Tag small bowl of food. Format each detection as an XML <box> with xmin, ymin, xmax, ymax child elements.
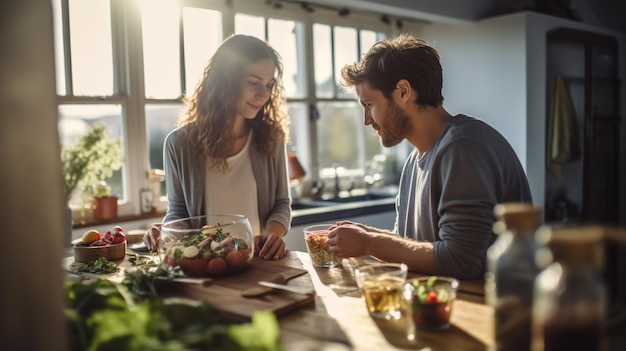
<box><xmin>73</xmin><ymin>226</ymin><xmax>127</xmax><ymax>263</ymax></box>
<box><xmin>303</xmin><ymin>224</ymin><xmax>342</xmax><ymax>268</ymax></box>
<box><xmin>159</xmin><ymin>215</ymin><xmax>253</xmax><ymax>277</ymax></box>
<box><xmin>403</xmin><ymin>276</ymin><xmax>459</xmax><ymax>331</ymax></box>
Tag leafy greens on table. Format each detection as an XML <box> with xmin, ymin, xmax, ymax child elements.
<box><xmin>64</xmin><ymin>264</ymin><xmax>283</xmax><ymax>351</ymax></box>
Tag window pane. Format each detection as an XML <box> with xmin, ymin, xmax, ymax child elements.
<box><xmin>313</xmin><ymin>24</ymin><xmax>333</xmax><ymax>98</ymax></box>
<box><xmin>58</xmin><ymin>105</ymin><xmax>125</xmax><ymax>205</ymax></box>
<box><xmin>359</xmin><ymin>30</ymin><xmax>378</xmax><ymax>58</ymax></box>
<box><xmin>141</xmin><ymin>0</ymin><xmax>181</xmax><ymax>99</ymax></box>
<box><xmin>68</xmin><ymin>0</ymin><xmax>114</xmax><ymax>96</ymax></box>
<box><xmin>145</xmin><ymin>103</ymin><xmax>184</xmax><ymax>195</ymax></box>
<box><xmin>317</xmin><ymin>101</ymin><xmax>363</xmax><ymax>170</ymax></box>
<box><xmin>286</xmin><ymin>102</ymin><xmax>310</xmax><ymax>171</ymax></box>
<box><xmin>235</xmin><ymin>14</ymin><xmax>265</xmax><ymax>40</ymax></box>
<box><xmin>51</xmin><ymin>0</ymin><xmax>66</xmax><ymax>95</ymax></box>
<box><xmin>268</xmin><ymin>19</ymin><xmax>306</xmax><ymax>98</ymax></box>
<box><xmin>183</xmin><ymin>7</ymin><xmax>223</xmax><ymax>97</ymax></box>
<box><xmin>333</xmin><ymin>26</ymin><xmax>358</xmax><ymax>99</ymax></box>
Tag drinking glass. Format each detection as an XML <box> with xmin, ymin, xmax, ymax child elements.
<box><xmin>303</xmin><ymin>224</ymin><xmax>342</xmax><ymax>268</ymax></box>
<box><xmin>355</xmin><ymin>263</ymin><xmax>408</xmax><ymax>319</ymax></box>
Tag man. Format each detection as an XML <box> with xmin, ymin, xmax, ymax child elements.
<box><xmin>327</xmin><ymin>34</ymin><xmax>532</xmax><ymax>280</ymax></box>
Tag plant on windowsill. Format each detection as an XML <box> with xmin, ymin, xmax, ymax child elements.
<box><xmin>91</xmin><ymin>181</ymin><xmax>119</xmax><ymax>221</ymax></box>
<box><xmin>62</xmin><ymin>122</ymin><xmax>124</xmax><ymax>222</ymax></box>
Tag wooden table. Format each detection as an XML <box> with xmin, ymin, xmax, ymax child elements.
<box><xmin>65</xmin><ymin>250</ymin><xmax>494</xmax><ymax>350</ymax></box>
<box><xmin>275</xmin><ymin>251</ymin><xmax>494</xmax><ymax>351</ymax></box>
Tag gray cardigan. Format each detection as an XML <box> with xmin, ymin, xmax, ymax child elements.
<box><xmin>162</xmin><ymin>126</ymin><xmax>292</xmax><ymax>233</ymax></box>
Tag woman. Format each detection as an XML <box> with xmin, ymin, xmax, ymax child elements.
<box><xmin>144</xmin><ymin>34</ymin><xmax>291</xmax><ymax>260</ymax></box>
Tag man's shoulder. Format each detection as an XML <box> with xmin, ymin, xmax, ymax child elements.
<box><xmin>446</xmin><ymin>114</ymin><xmax>503</xmax><ymax>141</ymax></box>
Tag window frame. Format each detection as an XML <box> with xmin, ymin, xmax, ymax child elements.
<box><xmin>55</xmin><ymin>0</ymin><xmax>398</xmax><ymax>221</ymax></box>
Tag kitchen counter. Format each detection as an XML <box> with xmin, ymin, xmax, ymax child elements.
<box><xmin>291</xmin><ymin>196</ymin><xmax>396</xmax><ymax>226</ymax></box>
<box><xmin>70</xmin><ymin>187</ymin><xmax>399</xmax><ymax>244</ymax></box>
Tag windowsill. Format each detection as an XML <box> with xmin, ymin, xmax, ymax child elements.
<box><xmin>72</xmin><ymin>210</ymin><xmax>166</xmax><ymax>229</ymax></box>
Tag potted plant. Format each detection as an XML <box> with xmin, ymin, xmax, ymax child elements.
<box><xmin>61</xmin><ymin>122</ymin><xmax>124</xmax><ymax>221</ymax></box>
<box><xmin>91</xmin><ymin>181</ymin><xmax>119</xmax><ymax>220</ymax></box>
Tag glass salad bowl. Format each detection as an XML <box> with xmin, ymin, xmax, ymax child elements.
<box><xmin>159</xmin><ymin>215</ymin><xmax>254</xmax><ymax>277</ymax></box>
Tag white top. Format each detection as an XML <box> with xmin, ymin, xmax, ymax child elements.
<box><xmin>205</xmin><ymin>133</ymin><xmax>260</xmax><ymax>235</ymax></box>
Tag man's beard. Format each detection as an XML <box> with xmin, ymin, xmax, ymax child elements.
<box><xmin>378</xmin><ymin>100</ymin><xmax>410</xmax><ymax>147</ymax></box>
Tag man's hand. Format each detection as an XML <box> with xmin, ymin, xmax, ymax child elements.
<box><xmin>327</xmin><ymin>223</ymin><xmax>372</xmax><ymax>258</ymax></box>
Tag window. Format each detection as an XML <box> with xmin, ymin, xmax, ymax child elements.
<box><xmin>53</xmin><ymin>0</ymin><xmax>399</xmax><ymax>220</ymax></box>
<box><xmin>312</xmin><ymin>24</ymin><xmax>390</xmax><ymax>188</ymax></box>
<box><xmin>54</xmin><ymin>0</ymin><xmax>128</xmax><ymax>211</ymax></box>
<box><xmin>141</xmin><ymin>2</ymin><xmax>223</xmax><ymax>197</ymax></box>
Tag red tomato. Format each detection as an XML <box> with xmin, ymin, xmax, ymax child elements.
<box><xmin>185</xmin><ymin>258</ymin><xmax>207</xmax><ymax>277</ymax></box>
<box><xmin>426</xmin><ymin>291</ymin><xmax>439</xmax><ymax>303</ymax></box>
<box><xmin>174</xmin><ymin>257</ymin><xmax>188</xmax><ymax>272</ymax></box>
<box><xmin>225</xmin><ymin>250</ymin><xmax>247</xmax><ymax>268</ymax></box>
<box><xmin>239</xmin><ymin>248</ymin><xmax>251</xmax><ymax>261</ymax></box>
<box><xmin>206</xmin><ymin>257</ymin><xmax>227</xmax><ymax>275</ymax></box>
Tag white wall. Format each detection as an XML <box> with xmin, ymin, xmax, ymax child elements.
<box><xmin>414</xmin><ymin>13</ymin><xmax>529</xmax><ymax>167</ymax></box>
<box><xmin>411</xmin><ymin>13</ymin><xmax>535</xmax><ymax>200</ymax></box>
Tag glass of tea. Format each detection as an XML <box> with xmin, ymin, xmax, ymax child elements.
<box><xmin>355</xmin><ymin>263</ymin><xmax>408</xmax><ymax>320</ymax></box>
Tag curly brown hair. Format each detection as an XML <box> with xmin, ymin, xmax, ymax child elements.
<box><xmin>178</xmin><ymin>34</ymin><xmax>289</xmax><ymax>171</ymax></box>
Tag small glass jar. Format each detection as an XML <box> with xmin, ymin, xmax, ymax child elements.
<box><xmin>531</xmin><ymin>227</ymin><xmax>606</xmax><ymax>351</ymax></box>
<box><xmin>485</xmin><ymin>203</ymin><xmax>543</xmax><ymax>351</ymax></box>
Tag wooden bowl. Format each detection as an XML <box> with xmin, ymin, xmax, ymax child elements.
<box><xmin>73</xmin><ymin>241</ymin><xmax>127</xmax><ymax>263</ymax></box>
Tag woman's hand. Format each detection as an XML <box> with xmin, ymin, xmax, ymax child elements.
<box><xmin>142</xmin><ymin>223</ymin><xmax>162</xmax><ymax>252</ymax></box>
<box><xmin>254</xmin><ymin>232</ymin><xmax>286</xmax><ymax>260</ymax></box>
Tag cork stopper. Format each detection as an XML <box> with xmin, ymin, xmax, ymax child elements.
<box><xmin>493</xmin><ymin>202</ymin><xmax>542</xmax><ymax>234</ymax></box>
<box><xmin>536</xmin><ymin>226</ymin><xmax>604</xmax><ymax>265</ymax></box>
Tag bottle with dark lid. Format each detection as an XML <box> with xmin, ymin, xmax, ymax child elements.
<box><xmin>485</xmin><ymin>202</ymin><xmax>543</xmax><ymax>351</ymax></box>
<box><xmin>531</xmin><ymin>226</ymin><xmax>606</xmax><ymax>351</ymax></box>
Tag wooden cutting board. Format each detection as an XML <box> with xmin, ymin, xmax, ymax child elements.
<box><xmin>64</xmin><ymin>253</ymin><xmax>315</xmax><ymax>322</ymax></box>
<box><xmin>165</xmin><ymin>257</ymin><xmax>314</xmax><ymax>321</ymax></box>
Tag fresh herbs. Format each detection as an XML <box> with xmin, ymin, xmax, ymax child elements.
<box><xmin>75</xmin><ymin>257</ymin><xmax>119</xmax><ymax>274</ymax></box>
<box><xmin>201</xmin><ymin>226</ymin><xmax>229</xmax><ymax>242</ymax></box>
<box><xmin>127</xmin><ymin>252</ymin><xmax>159</xmax><ymax>267</ymax></box>
<box><xmin>123</xmin><ymin>264</ymin><xmax>183</xmax><ymax>297</ymax></box>
<box><xmin>182</xmin><ymin>231</ymin><xmax>211</xmax><ymax>248</ymax></box>
<box><xmin>65</xmin><ymin>264</ymin><xmax>283</xmax><ymax>351</ymax></box>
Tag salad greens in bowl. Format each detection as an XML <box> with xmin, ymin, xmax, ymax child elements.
<box><xmin>159</xmin><ymin>215</ymin><xmax>254</xmax><ymax>277</ymax></box>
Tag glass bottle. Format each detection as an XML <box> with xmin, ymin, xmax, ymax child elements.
<box><xmin>531</xmin><ymin>227</ymin><xmax>606</xmax><ymax>351</ymax></box>
<box><xmin>485</xmin><ymin>202</ymin><xmax>543</xmax><ymax>351</ymax></box>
